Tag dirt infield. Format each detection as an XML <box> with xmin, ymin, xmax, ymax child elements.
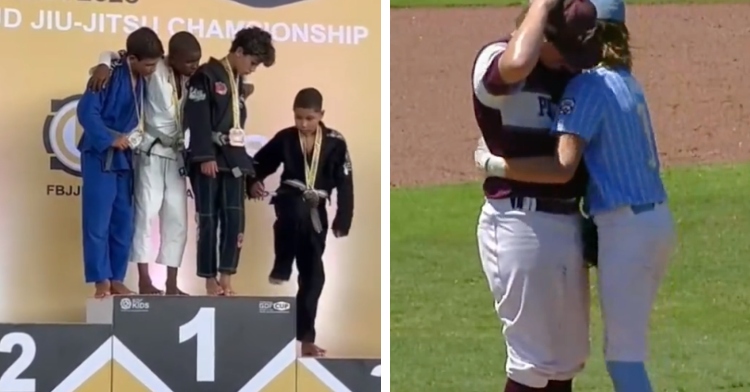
<box><xmin>391</xmin><ymin>4</ymin><xmax>750</xmax><ymax>187</ymax></box>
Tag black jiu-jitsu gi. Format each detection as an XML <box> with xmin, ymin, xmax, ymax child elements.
<box><xmin>183</xmin><ymin>57</ymin><xmax>255</xmax><ymax>278</ymax></box>
<box><xmin>249</xmin><ymin>124</ymin><xmax>354</xmax><ymax>342</ymax></box>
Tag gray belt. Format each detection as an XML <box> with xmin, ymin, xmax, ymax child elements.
<box><xmin>144</xmin><ymin>128</ymin><xmax>184</xmax><ymax>150</ymax></box>
<box><xmin>282</xmin><ymin>179</ymin><xmax>329</xmax><ymax>233</ymax></box>
<box><xmin>211</xmin><ymin>132</ymin><xmax>243</xmax><ymax>177</ymax></box>
<box><xmin>104</xmin><ymin>128</ymin><xmax>125</xmax><ymax>171</ymax></box>
<box><xmin>212</xmin><ymin>132</ymin><xmax>230</xmax><ymax>146</ymax></box>
<box><xmin>137</xmin><ymin>129</ymin><xmax>184</xmax><ymax>167</ymax></box>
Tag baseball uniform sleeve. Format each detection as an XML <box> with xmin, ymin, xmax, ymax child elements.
<box><xmin>552</xmin><ymin>72</ymin><xmax>604</xmax><ymax>143</ymax></box>
<box><xmin>472</xmin><ymin>42</ymin><xmax>524</xmax><ymax>97</ymax></box>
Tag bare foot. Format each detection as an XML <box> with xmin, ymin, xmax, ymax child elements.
<box><xmin>205</xmin><ymin>278</ymin><xmax>224</xmax><ymax>296</ymax></box>
<box><xmin>219</xmin><ymin>274</ymin><xmax>236</xmax><ymax>296</ymax></box>
<box><xmin>110</xmin><ymin>281</ymin><xmax>136</xmax><ymax>295</ymax></box>
<box><xmin>94</xmin><ymin>281</ymin><xmax>111</xmax><ymax>299</ymax></box>
<box><xmin>165</xmin><ymin>285</ymin><xmax>189</xmax><ymax>296</ymax></box>
<box><xmin>138</xmin><ymin>281</ymin><xmax>164</xmax><ymax>295</ymax></box>
<box><xmin>301</xmin><ymin>342</ymin><xmax>326</xmax><ymax>357</ymax></box>
<box><xmin>165</xmin><ymin>268</ymin><xmax>186</xmax><ymax>295</ymax></box>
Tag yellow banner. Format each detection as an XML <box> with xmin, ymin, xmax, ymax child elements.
<box><xmin>0</xmin><ymin>0</ymin><xmax>380</xmax><ymax>341</ymax></box>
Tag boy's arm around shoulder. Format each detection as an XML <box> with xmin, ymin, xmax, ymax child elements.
<box><xmin>330</xmin><ymin>129</ymin><xmax>354</xmax><ymax>237</ymax></box>
<box><xmin>77</xmin><ymin>85</ymin><xmax>115</xmax><ymax>153</ymax></box>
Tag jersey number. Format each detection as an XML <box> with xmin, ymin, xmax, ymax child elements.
<box><xmin>636</xmin><ymin>103</ymin><xmax>658</xmax><ymax>169</ymax></box>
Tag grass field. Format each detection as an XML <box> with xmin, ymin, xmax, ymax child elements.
<box><xmin>390</xmin><ymin>1</ymin><xmax>750</xmax><ymax>390</ymax></box>
<box><xmin>391</xmin><ymin>166</ymin><xmax>750</xmax><ymax>391</ymax></box>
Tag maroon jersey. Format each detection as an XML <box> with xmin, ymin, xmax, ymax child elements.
<box><xmin>472</xmin><ymin>40</ymin><xmax>588</xmax><ymax>199</ymax></box>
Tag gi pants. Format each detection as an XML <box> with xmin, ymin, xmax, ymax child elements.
<box><xmin>190</xmin><ymin>170</ymin><xmax>246</xmax><ymax>278</ymax></box>
<box><xmin>81</xmin><ymin>152</ymin><xmax>134</xmax><ymax>283</ymax></box>
<box><xmin>271</xmin><ymin>196</ymin><xmax>328</xmax><ymax>343</ymax></box>
<box><xmin>130</xmin><ymin>153</ymin><xmax>188</xmax><ymax>268</ymax></box>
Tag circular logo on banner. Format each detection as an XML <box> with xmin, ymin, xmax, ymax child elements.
<box><xmin>120</xmin><ymin>298</ymin><xmax>133</xmax><ymax>310</ymax></box>
<box><xmin>42</xmin><ymin>95</ymin><xmax>84</xmax><ymax>177</ymax></box>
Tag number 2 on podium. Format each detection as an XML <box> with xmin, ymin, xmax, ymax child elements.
<box><xmin>0</xmin><ymin>332</ymin><xmax>36</xmax><ymax>392</ymax></box>
<box><xmin>179</xmin><ymin>307</ymin><xmax>216</xmax><ymax>382</ymax></box>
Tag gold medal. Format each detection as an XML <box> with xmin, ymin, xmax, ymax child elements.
<box><xmin>221</xmin><ymin>58</ymin><xmax>245</xmax><ymax>147</ymax></box>
<box><xmin>299</xmin><ymin>127</ymin><xmax>322</xmax><ymax>189</ymax></box>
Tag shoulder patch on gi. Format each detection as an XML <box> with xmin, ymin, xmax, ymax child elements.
<box><xmin>327</xmin><ymin>129</ymin><xmax>346</xmax><ymax>141</ymax></box>
<box><xmin>559</xmin><ymin>98</ymin><xmax>575</xmax><ymax>115</ymax></box>
<box><xmin>214</xmin><ymin>82</ymin><xmax>227</xmax><ymax>95</ymax></box>
<box><xmin>188</xmin><ymin>86</ymin><xmax>206</xmax><ymax>102</ymax></box>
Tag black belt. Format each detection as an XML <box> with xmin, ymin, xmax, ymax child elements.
<box><xmin>509</xmin><ymin>197</ymin><xmax>580</xmax><ymax>215</ymax></box>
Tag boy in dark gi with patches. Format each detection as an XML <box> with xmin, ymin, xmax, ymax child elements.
<box><xmin>183</xmin><ymin>27</ymin><xmax>275</xmax><ymax>296</ymax></box>
<box><xmin>248</xmin><ymin>88</ymin><xmax>354</xmax><ymax>357</ymax></box>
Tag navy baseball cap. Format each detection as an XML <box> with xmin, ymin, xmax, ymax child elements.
<box><xmin>545</xmin><ymin>0</ymin><xmax>602</xmax><ymax>69</ymax></box>
<box><xmin>591</xmin><ymin>0</ymin><xmax>626</xmax><ymax>22</ymax></box>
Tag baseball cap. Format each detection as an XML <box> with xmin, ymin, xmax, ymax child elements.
<box><xmin>591</xmin><ymin>0</ymin><xmax>626</xmax><ymax>22</ymax></box>
<box><xmin>545</xmin><ymin>0</ymin><xmax>602</xmax><ymax>69</ymax></box>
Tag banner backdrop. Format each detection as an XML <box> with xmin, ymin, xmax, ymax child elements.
<box><xmin>0</xmin><ymin>0</ymin><xmax>380</xmax><ymax>355</ymax></box>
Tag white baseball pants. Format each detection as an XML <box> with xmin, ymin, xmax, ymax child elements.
<box><xmin>477</xmin><ymin>198</ymin><xmax>590</xmax><ymax>388</ymax></box>
<box><xmin>130</xmin><ymin>154</ymin><xmax>188</xmax><ymax>268</ymax></box>
<box><xmin>594</xmin><ymin>203</ymin><xmax>675</xmax><ymax>362</ymax></box>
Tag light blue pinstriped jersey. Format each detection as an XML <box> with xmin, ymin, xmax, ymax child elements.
<box><xmin>552</xmin><ymin>66</ymin><xmax>667</xmax><ymax>215</ymax></box>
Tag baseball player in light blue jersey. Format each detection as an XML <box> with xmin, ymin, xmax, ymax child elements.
<box><xmin>475</xmin><ymin>0</ymin><xmax>676</xmax><ymax>391</ymax></box>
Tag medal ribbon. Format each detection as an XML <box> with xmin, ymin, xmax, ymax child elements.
<box><xmin>128</xmin><ymin>62</ymin><xmax>144</xmax><ymax>134</ymax></box>
<box><xmin>299</xmin><ymin>127</ymin><xmax>322</xmax><ymax>189</ymax></box>
<box><xmin>221</xmin><ymin>57</ymin><xmax>240</xmax><ymax>129</ymax></box>
<box><xmin>168</xmin><ymin>69</ymin><xmax>185</xmax><ymax>129</ymax></box>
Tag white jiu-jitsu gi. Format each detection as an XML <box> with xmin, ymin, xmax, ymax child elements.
<box><xmin>97</xmin><ymin>52</ymin><xmax>188</xmax><ymax>268</ymax></box>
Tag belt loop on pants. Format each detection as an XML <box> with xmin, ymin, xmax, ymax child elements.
<box><xmin>508</xmin><ymin>197</ymin><xmax>579</xmax><ymax>215</ymax></box>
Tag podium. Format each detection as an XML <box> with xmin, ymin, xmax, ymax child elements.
<box><xmin>0</xmin><ymin>323</ymin><xmax>111</xmax><ymax>392</ymax></box>
<box><xmin>0</xmin><ymin>296</ymin><xmax>381</xmax><ymax>392</ymax></box>
<box><xmin>87</xmin><ymin>295</ymin><xmax>296</xmax><ymax>392</ymax></box>
<box><xmin>297</xmin><ymin>358</ymin><xmax>381</xmax><ymax>392</ymax></box>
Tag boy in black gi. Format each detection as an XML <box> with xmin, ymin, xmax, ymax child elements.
<box><xmin>184</xmin><ymin>27</ymin><xmax>275</xmax><ymax>296</ymax></box>
<box><xmin>248</xmin><ymin>88</ymin><xmax>354</xmax><ymax>357</ymax></box>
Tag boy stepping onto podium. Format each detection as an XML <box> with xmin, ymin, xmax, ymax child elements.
<box><xmin>248</xmin><ymin>88</ymin><xmax>354</xmax><ymax>357</ymax></box>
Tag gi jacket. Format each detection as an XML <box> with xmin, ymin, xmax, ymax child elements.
<box><xmin>251</xmin><ymin>125</ymin><xmax>354</xmax><ymax>235</ymax></box>
<box><xmin>183</xmin><ymin>58</ymin><xmax>253</xmax><ymax>174</ymax></box>
<box><xmin>77</xmin><ymin>61</ymin><xmax>143</xmax><ymax>171</ymax></box>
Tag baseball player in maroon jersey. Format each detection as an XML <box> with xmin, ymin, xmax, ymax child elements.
<box><xmin>471</xmin><ymin>0</ymin><xmax>602</xmax><ymax>391</ymax></box>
